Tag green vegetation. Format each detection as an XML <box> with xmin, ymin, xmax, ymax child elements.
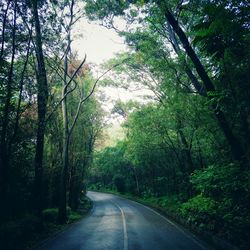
<box><xmin>0</xmin><ymin>0</ymin><xmax>101</xmax><ymax>248</ymax></box>
<box><xmin>85</xmin><ymin>0</ymin><xmax>250</xmax><ymax>249</ymax></box>
<box><xmin>1</xmin><ymin>0</ymin><xmax>250</xmax><ymax>249</ymax></box>
<box><xmin>0</xmin><ymin>196</ymin><xmax>92</xmax><ymax>250</ymax></box>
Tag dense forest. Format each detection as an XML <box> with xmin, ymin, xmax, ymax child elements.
<box><xmin>0</xmin><ymin>0</ymin><xmax>250</xmax><ymax>249</ymax></box>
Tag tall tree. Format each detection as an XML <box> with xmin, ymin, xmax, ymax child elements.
<box><xmin>85</xmin><ymin>0</ymin><xmax>249</xmax><ymax>168</ymax></box>
<box><xmin>0</xmin><ymin>0</ymin><xmax>17</xmax><ymax>220</ymax></box>
<box><xmin>31</xmin><ymin>0</ymin><xmax>49</xmax><ymax>218</ymax></box>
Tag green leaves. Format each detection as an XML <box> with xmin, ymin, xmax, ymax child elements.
<box><xmin>190</xmin><ymin>163</ymin><xmax>239</xmax><ymax>196</ymax></box>
<box><xmin>180</xmin><ymin>194</ymin><xmax>218</xmax><ymax>230</ymax></box>
<box><xmin>84</xmin><ymin>1</ymin><xmax>250</xmax><ymax>246</ymax></box>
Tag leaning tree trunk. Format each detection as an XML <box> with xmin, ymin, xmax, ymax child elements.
<box><xmin>160</xmin><ymin>5</ymin><xmax>246</xmax><ymax>167</ymax></box>
<box><xmin>32</xmin><ymin>0</ymin><xmax>48</xmax><ymax>219</ymax></box>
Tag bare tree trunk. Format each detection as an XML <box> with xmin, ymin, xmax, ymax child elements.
<box><xmin>178</xmin><ymin>129</ymin><xmax>194</xmax><ymax>173</ymax></box>
<box><xmin>58</xmin><ymin>62</ymin><xmax>70</xmax><ymax>222</ymax></box>
<box><xmin>32</xmin><ymin>0</ymin><xmax>48</xmax><ymax>219</ymax></box>
<box><xmin>58</xmin><ymin>32</ymin><xmax>71</xmax><ymax>223</ymax></box>
<box><xmin>58</xmin><ymin>0</ymin><xmax>74</xmax><ymax>221</ymax></box>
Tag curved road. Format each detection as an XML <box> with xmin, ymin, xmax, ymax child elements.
<box><xmin>36</xmin><ymin>191</ymin><xmax>209</xmax><ymax>250</ymax></box>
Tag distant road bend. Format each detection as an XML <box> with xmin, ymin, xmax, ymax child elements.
<box><xmin>36</xmin><ymin>191</ymin><xmax>209</xmax><ymax>250</ymax></box>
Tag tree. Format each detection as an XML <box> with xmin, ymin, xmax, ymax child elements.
<box><xmin>31</xmin><ymin>0</ymin><xmax>49</xmax><ymax>219</ymax></box>
<box><xmin>84</xmin><ymin>0</ymin><xmax>249</xmax><ymax>167</ymax></box>
<box><xmin>0</xmin><ymin>0</ymin><xmax>17</xmax><ymax>220</ymax></box>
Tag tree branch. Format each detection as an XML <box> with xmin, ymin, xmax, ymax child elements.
<box><xmin>45</xmin><ymin>55</ymin><xmax>86</xmax><ymax>122</ymax></box>
<box><xmin>68</xmin><ymin>59</ymin><xmax>128</xmax><ymax>136</ymax></box>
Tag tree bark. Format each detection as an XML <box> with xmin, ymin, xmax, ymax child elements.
<box><xmin>32</xmin><ymin>0</ymin><xmax>48</xmax><ymax>218</ymax></box>
<box><xmin>0</xmin><ymin>0</ymin><xmax>11</xmax><ymax>61</ymax></box>
<box><xmin>162</xmin><ymin>7</ymin><xmax>246</xmax><ymax>167</ymax></box>
<box><xmin>177</xmin><ymin>127</ymin><xmax>194</xmax><ymax>173</ymax></box>
<box><xmin>0</xmin><ymin>0</ymin><xmax>17</xmax><ymax>220</ymax></box>
<box><xmin>58</xmin><ymin>0</ymin><xmax>74</xmax><ymax>221</ymax></box>
<box><xmin>9</xmin><ymin>35</ymin><xmax>31</xmax><ymax>152</ymax></box>
<box><xmin>167</xmin><ymin>22</ymin><xmax>206</xmax><ymax>96</ymax></box>
<box><xmin>58</xmin><ymin>33</ymin><xmax>70</xmax><ymax>223</ymax></box>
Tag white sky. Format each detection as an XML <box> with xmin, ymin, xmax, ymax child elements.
<box><xmin>72</xmin><ymin>17</ymin><xmax>154</xmax><ymax>125</ymax></box>
<box><xmin>72</xmin><ymin>18</ymin><xmax>127</xmax><ymax>64</ymax></box>
<box><xmin>72</xmin><ymin>18</ymin><xmax>128</xmax><ymax>123</ymax></box>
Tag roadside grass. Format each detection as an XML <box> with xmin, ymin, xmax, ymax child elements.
<box><xmin>0</xmin><ymin>196</ymin><xmax>92</xmax><ymax>250</ymax></box>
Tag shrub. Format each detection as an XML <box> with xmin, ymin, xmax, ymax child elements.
<box><xmin>180</xmin><ymin>194</ymin><xmax>218</xmax><ymax>231</ymax></box>
<box><xmin>183</xmin><ymin>163</ymin><xmax>250</xmax><ymax>247</ymax></box>
<box><xmin>43</xmin><ymin>208</ymin><xmax>58</xmax><ymax>223</ymax></box>
<box><xmin>68</xmin><ymin>211</ymin><xmax>81</xmax><ymax>222</ymax></box>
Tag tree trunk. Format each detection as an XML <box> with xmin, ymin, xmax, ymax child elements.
<box><xmin>58</xmin><ymin>1</ymin><xmax>74</xmax><ymax>219</ymax></box>
<box><xmin>58</xmin><ymin>37</ymin><xmax>70</xmax><ymax>223</ymax></box>
<box><xmin>0</xmin><ymin>0</ymin><xmax>11</xmax><ymax>61</ymax></box>
<box><xmin>133</xmin><ymin>167</ymin><xmax>140</xmax><ymax>195</ymax></box>
<box><xmin>178</xmin><ymin>128</ymin><xmax>194</xmax><ymax>173</ymax></box>
<box><xmin>167</xmin><ymin>22</ymin><xmax>206</xmax><ymax>96</ymax></box>
<box><xmin>9</xmin><ymin>36</ymin><xmax>31</xmax><ymax>153</ymax></box>
<box><xmin>32</xmin><ymin>0</ymin><xmax>48</xmax><ymax>219</ymax></box>
<box><xmin>163</xmin><ymin>7</ymin><xmax>246</xmax><ymax>167</ymax></box>
<box><xmin>58</xmin><ymin>134</ymin><xmax>70</xmax><ymax>223</ymax></box>
<box><xmin>0</xmin><ymin>0</ymin><xmax>17</xmax><ymax>220</ymax></box>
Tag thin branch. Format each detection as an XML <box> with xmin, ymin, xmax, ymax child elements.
<box><xmin>68</xmin><ymin>59</ymin><xmax>128</xmax><ymax>136</ymax></box>
<box><xmin>64</xmin><ymin>54</ymin><xmax>86</xmax><ymax>91</ymax></box>
<box><xmin>45</xmin><ymin>55</ymin><xmax>86</xmax><ymax>122</ymax></box>
<box><xmin>11</xmin><ymin>31</ymin><xmax>32</xmax><ymax>145</ymax></box>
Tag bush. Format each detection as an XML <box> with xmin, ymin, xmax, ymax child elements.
<box><xmin>68</xmin><ymin>211</ymin><xmax>82</xmax><ymax>222</ymax></box>
<box><xmin>183</xmin><ymin>163</ymin><xmax>250</xmax><ymax>247</ymax></box>
<box><xmin>43</xmin><ymin>208</ymin><xmax>58</xmax><ymax>223</ymax></box>
<box><xmin>180</xmin><ymin>194</ymin><xmax>218</xmax><ymax>230</ymax></box>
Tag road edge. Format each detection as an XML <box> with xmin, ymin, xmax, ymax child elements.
<box><xmin>30</xmin><ymin>195</ymin><xmax>93</xmax><ymax>250</ymax></box>
<box><xmin>90</xmin><ymin>189</ymin><xmax>239</xmax><ymax>250</ymax></box>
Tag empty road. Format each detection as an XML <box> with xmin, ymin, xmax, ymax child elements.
<box><xmin>36</xmin><ymin>191</ymin><xmax>209</xmax><ymax>250</ymax></box>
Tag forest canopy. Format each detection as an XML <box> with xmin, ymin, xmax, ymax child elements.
<box><xmin>0</xmin><ymin>0</ymin><xmax>250</xmax><ymax>249</ymax></box>
<box><xmin>85</xmin><ymin>0</ymin><xmax>250</xmax><ymax>248</ymax></box>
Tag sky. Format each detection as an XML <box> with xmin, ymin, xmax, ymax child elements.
<box><xmin>71</xmin><ymin>17</ymin><xmax>154</xmax><ymax>125</ymax></box>
<box><xmin>72</xmin><ymin>18</ymin><xmax>128</xmax><ymax>122</ymax></box>
<box><xmin>72</xmin><ymin>18</ymin><xmax>126</xmax><ymax>64</ymax></box>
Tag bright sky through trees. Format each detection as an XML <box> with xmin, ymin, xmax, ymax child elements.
<box><xmin>72</xmin><ymin>18</ymin><xmax>126</xmax><ymax>64</ymax></box>
<box><xmin>72</xmin><ymin>17</ymin><xmax>153</xmax><ymax>124</ymax></box>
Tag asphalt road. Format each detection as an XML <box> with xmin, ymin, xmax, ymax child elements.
<box><xmin>36</xmin><ymin>191</ymin><xmax>209</xmax><ymax>250</ymax></box>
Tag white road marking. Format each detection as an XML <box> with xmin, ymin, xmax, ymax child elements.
<box><xmin>111</xmin><ymin>200</ymin><xmax>128</xmax><ymax>250</ymax></box>
<box><xmin>128</xmin><ymin>199</ymin><xmax>207</xmax><ymax>250</ymax></box>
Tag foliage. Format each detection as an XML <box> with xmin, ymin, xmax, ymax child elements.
<box><xmin>181</xmin><ymin>194</ymin><xmax>218</xmax><ymax>230</ymax></box>
<box><xmin>43</xmin><ymin>208</ymin><xmax>59</xmax><ymax>223</ymax></box>
<box><xmin>85</xmin><ymin>0</ymin><xmax>250</xmax><ymax>248</ymax></box>
<box><xmin>0</xmin><ymin>0</ymin><xmax>249</xmax><ymax>248</ymax></box>
<box><xmin>0</xmin><ymin>0</ymin><xmax>103</xmax><ymax>247</ymax></box>
<box><xmin>181</xmin><ymin>164</ymin><xmax>250</xmax><ymax>246</ymax></box>
<box><xmin>113</xmin><ymin>174</ymin><xmax>126</xmax><ymax>193</ymax></box>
